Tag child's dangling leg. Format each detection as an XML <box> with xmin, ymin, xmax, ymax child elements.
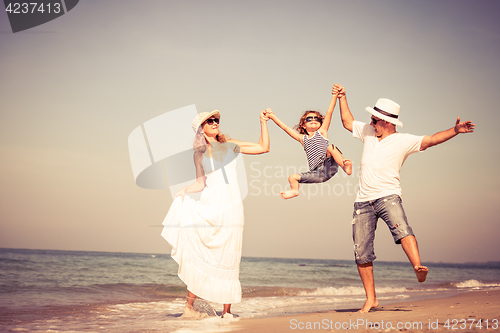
<box><xmin>327</xmin><ymin>145</ymin><xmax>352</xmax><ymax>175</ymax></box>
<box><xmin>280</xmin><ymin>174</ymin><xmax>301</xmax><ymax>199</ymax></box>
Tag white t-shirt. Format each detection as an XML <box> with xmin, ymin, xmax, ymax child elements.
<box><xmin>352</xmin><ymin>121</ymin><xmax>424</xmax><ymax>202</ymax></box>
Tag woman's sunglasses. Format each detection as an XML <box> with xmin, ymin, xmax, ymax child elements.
<box><xmin>371</xmin><ymin>117</ymin><xmax>383</xmax><ymax>125</ymax></box>
<box><xmin>204</xmin><ymin>118</ymin><xmax>220</xmax><ymax>125</ymax></box>
<box><xmin>305</xmin><ymin>116</ymin><xmax>321</xmax><ymax>123</ymax></box>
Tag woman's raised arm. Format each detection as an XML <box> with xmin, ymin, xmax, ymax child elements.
<box><xmin>228</xmin><ymin>109</ymin><xmax>271</xmax><ymax>155</ymax></box>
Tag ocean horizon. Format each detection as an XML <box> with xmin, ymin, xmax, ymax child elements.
<box><xmin>5</xmin><ymin>246</ymin><xmax>499</xmax><ymax>264</ymax></box>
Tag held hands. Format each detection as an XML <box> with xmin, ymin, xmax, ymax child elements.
<box><xmin>262</xmin><ymin>108</ymin><xmax>274</xmax><ymax>121</ymax></box>
<box><xmin>332</xmin><ymin>84</ymin><xmax>345</xmax><ymax>98</ymax></box>
<box><xmin>454</xmin><ymin>117</ymin><xmax>475</xmax><ymax>134</ymax></box>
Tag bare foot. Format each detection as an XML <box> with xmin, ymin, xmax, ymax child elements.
<box><xmin>342</xmin><ymin>159</ymin><xmax>352</xmax><ymax>175</ymax></box>
<box><xmin>181</xmin><ymin>304</ymin><xmax>196</xmax><ymax>318</ymax></box>
<box><xmin>415</xmin><ymin>265</ymin><xmax>428</xmax><ymax>282</ymax></box>
<box><xmin>222</xmin><ymin>312</ymin><xmax>234</xmax><ymax>319</ymax></box>
<box><xmin>280</xmin><ymin>189</ymin><xmax>299</xmax><ymax>199</ymax></box>
<box><xmin>181</xmin><ymin>304</ymin><xmax>208</xmax><ymax>318</ymax></box>
<box><xmin>358</xmin><ymin>298</ymin><xmax>379</xmax><ymax>313</ymax></box>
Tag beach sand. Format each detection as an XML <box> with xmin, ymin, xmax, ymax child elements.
<box><xmin>231</xmin><ymin>290</ymin><xmax>500</xmax><ymax>332</ymax></box>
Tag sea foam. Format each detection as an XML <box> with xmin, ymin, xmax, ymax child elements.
<box><xmin>454</xmin><ymin>279</ymin><xmax>500</xmax><ymax>288</ymax></box>
<box><xmin>299</xmin><ymin>286</ymin><xmax>407</xmax><ymax>296</ymax></box>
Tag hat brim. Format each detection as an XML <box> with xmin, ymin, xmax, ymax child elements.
<box><xmin>200</xmin><ymin>110</ymin><xmax>221</xmax><ymax>124</ymax></box>
<box><xmin>193</xmin><ymin>110</ymin><xmax>221</xmax><ymax>132</ymax></box>
<box><xmin>365</xmin><ymin>107</ymin><xmax>403</xmax><ymax>127</ymax></box>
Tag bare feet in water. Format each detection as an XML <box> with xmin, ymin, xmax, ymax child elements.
<box><xmin>280</xmin><ymin>189</ymin><xmax>299</xmax><ymax>199</ymax></box>
<box><xmin>222</xmin><ymin>312</ymin><xmax>233</xmax><ymax>319</ymax></box>
<box><xmin>415</xmin><ymin>265</ymin><xmax>428</xmax><ymax>282</ymax></box>
<box><xmin>358</xmin><ymin>298</ymin><xmax>379</xmax><ymax>313</ymax></box>
<box><xmin>181</xmin><ymin>304</ymin><xmax>207</xmax><ymax>318</ymax></box>
<box><xmin>181</xmin><ymin>304</ymin><xmax>196</xmax><ymax>318</ymax></box>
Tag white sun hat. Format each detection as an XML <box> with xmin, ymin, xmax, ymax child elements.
<box><xmin>191</xmin><ymin>110</ymin><xmax>221</xmax><ymax>132</ymax></box>
<box><xmin>366</xmin><ymin>98</ymin><xmax>403</xmax><ymax>127</ymax></box>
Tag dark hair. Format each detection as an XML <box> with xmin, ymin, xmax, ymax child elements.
<box><xmin>293</xmin><ymin>110</ymin><xmax>324</xmax><ymax>135</ymax></box>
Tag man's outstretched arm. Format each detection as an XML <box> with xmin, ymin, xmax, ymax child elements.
<box><xmin>420</xmin><ymin>117</ymin><xmax>475</xmax><ymax>151</ymax></box>
<box><xmin>335</xmin><ymin>84</ymin><xmax>354</xmax><ymax>133</ymax></box>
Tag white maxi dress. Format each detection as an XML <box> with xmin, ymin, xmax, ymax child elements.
<box><xmin>161</xmin><ymin>146</ymin><xmax>244</xmax><ymax>304</ymax></box>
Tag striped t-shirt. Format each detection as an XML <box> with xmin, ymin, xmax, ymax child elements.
<box><xmin>303</xmin><ymin>131</ymin><xmax>329</xmax><ymax>171</ymax></box>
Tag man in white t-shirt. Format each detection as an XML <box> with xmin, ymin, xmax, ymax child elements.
<box><xmin>335</xmin><ymin>84</ymin><xmax>475</xmax><ymax>313</ymax></box>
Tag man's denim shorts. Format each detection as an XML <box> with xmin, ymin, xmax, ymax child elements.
<box><xmin>298</xmin><ymin>156</ymin><xmax>338</xmax><ymax>184</ymax></box>
<box><xmin>352</xmin><ymin>194</ymin><xmax>414</xmax><ymax>265</ymax></box>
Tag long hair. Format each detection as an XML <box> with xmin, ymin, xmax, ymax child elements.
<box><xmin>192</xmin><ymin>126</ymin><xmax>227</xmax><ymax>153</ymax></box>
<box><xmin>293</xmin><ymin>110</ymin><xmax>324</xmax><ymax>135</ymax></box>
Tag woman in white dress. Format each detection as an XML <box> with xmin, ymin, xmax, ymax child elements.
<box><xmin>161</xmin><ymin>109</ymin><xmax>271</xmax><ymax>318</ymax></box>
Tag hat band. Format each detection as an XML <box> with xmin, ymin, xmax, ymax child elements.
<box><xmin>373</xmin><ymin>106</ymin><xmax>399</xmax><ymax>119</ymax></box>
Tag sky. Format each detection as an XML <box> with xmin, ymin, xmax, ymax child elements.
<box><xmin>1</xmin><ymin>0</ymin><xmax>499</xmax><ymax>263</ymax></box>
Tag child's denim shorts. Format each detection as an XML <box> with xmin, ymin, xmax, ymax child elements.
<box><xmin>298</xmin><ymin>156</ymin><xmax>338</xmax><ymax>183</ymax></box>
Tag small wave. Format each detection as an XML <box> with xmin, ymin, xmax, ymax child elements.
<box><xmin>299</xmin><ymin>286</ymin><xmax>407</xmax><ymax>296</ymax></box>
<box><xmin>89</xmin><ymin>283</ymin><xmax>187</xmax><ymax>298</ymax></box>
<box><xmin>242</xmin><ymin>286</ymin><xmax>305</xmax><ymax>297</ymax></box>
<box><xmin>454</xmin><ymin>280</ymin><xmax>500</xmax><ymax>288</ymax></box>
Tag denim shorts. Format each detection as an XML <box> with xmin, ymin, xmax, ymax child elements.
<box><xmin>298</xmin><ymin>156</ymin><xmax>338</xmax><ymax>184</ymax></box>
<box><xmin>352</xmin><ymin>194</ymin><xmax>414</xmax><ymax>265</ymax></box>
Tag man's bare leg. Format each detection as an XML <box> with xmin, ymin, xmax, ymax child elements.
<box><xmin>357</xmin><ymin>262</ymin><xmax>379</xmax><ymax>313</ymax></box>
<box><xmin>400</xmin><ymin>235</ymin><xmax>428</xmax><ymax>282</ymax></box>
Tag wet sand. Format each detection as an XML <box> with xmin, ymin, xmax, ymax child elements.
<box><xmin>231</xmin><ymin>290</ymin><xmax>500</xmax><ymax>332</ymax></box>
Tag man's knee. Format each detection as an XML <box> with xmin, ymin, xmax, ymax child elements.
<box><xmin>399</xmin><ymin>235</ymin><xmax>417</xmax><ymax>245</ymax></box>
<box><xmin>354</xmin><ymin>243</ymin><xmax>376</xmax><ymax>264</ymax></box>
<box><xmin>357</xmin><ymin>262</ymin><xmax>373</xmax><ymax>268</ymax></box>
<box><xmin>394</xmin><ymin>227</ymin><xmax>415</xmax><ymax>244</ymax></box>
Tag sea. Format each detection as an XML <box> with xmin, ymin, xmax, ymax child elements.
<box><xmin>1</xmin><ymin>248</ymin><xmax>499</xmax><ymax>333</ymax></box>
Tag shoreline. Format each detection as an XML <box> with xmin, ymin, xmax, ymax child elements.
<box><xmin>230</xmin><ymin>290</ymin><xmax>500</xmax><ymax>332</ymax></box>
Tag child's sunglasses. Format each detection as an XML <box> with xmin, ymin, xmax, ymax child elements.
<box><xmin>305</xmin><ymin>116</ymin><xmax>321</xmax><ymax>123</ymax></box>
<box><xmin>204</xmin><ymin>118</ymin><xmax>220</xmax><ymax>125</ymax></box>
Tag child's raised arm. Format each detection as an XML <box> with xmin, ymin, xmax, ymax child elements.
<box><xmin>266</xmin><ymin>110</ymin><xmax>303</xmax><ymax>143</ymax></box>
<box><xmin>319</xmin><ymin>86</ymin><xmax>339</xmax><ymax>137</ymax></box>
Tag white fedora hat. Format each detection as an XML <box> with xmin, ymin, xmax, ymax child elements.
<box><xmin>366</xmin><ymin>98</ymin><xmax>403</xmax><ymax>127</ymax></box>
<box><xmin>191</xmin><ymin>110</ymin><xmax>221</xmax><ymax>132</ymax></box>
